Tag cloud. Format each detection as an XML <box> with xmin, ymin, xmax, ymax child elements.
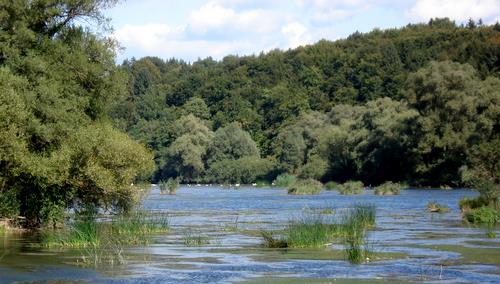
<box><xmin>281</xmin><ymin>22</ymin><xmax>312</xmax><ymax>48</ymax></box>
<box><xmin>409</xmin><ymin>0</ymin><xmax>500</xmax><ymax>23</ymax></box>
<box><xmin>113</xmin><ymin>24</ymin><xmax>185</xmax><ymax>52</ymax></box>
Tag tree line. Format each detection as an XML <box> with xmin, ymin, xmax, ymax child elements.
<box><xmin>111</xmin><ymin>18</ymin><xmax>499</xmax><ymax>188</ymax></box>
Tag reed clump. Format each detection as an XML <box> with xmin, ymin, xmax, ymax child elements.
<box><xmin>337</xmin><ymin>181</ymin><xmax>364</xmax><ymax>195</ymax></box>
<box><xmin>287</xmin><ymin>179</ymin><xmax>323</xmax><ymax>195</ymax></box>
<box><xmin>374</xmin><ymin>181</ymin><xmax>401</xmax><ymax>195</ymax></box>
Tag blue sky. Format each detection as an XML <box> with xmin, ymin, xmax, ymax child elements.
<box><xmin>106</xmin><ymin>0</ymin><xmax>500</xmax><ymax>62</ymax></box>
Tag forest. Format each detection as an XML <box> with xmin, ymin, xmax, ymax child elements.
<box><xmin>0</xmin><ymin>0</ymin><xmax>498</xmax><ymax>228</ymax></box>
<box><xmin>111</xmin><ymin>18</ymin><xmax>500</xmax><ymax>189</ymax></box>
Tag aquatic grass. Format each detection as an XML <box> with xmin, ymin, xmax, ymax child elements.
<box><xmin>159</xmin><ymin>179</ymin><xmax>179</xmax><ymax>195</ymax></box>
<box><xmin>287</xmin><ymin>179</ymin><xmax>323</xmax><ymax>195</ymax></box>
<box><xmin>262</xmin><ymin>214</ymin><xmax>338</xmax><ymax>248</ymax></box>
<box><xmin>42</xmin><ymin>211</ymin><xmax>170</xmax><ymax>248</ymax></box>
<box><xmin>465</xmin><ymin>206</ymin><xmax>499</xmax><ymax>224</ymax></box>
<box><xmin>340</xmin><ymin>204</ymin><xmax>376</xmax><ymax>264</ymax></box>
<box><xmin>374</xmin><ymin>181</ymin><xmax>401</xmax><ymax>195</ymax></box>
<box><xmin>274</xmin><ymin>174</ymin><xmax>297</xmax><ymax>188</ymax></box>
<box><xmin>183</xmin><ymin>231</ymin><xmax>211</xmax><ymax>246</ymax></box>
<box><xmin>427</xmin><ymin>201</ymin><xmax>450</xmax><ymax>213</ymax></box>
<box><xmin>337</xmin><ymin>181</ymin><xmax>365</xmax><ymax>195</ymax></box>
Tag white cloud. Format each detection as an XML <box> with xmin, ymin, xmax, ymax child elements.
<box><xmin>113</xmin><ymin>24</ymin><xmax>184</xmax><ymax>51</ymax></box>
<box><xmin>187</xmin><ymin>1</ymin><xmax>286</xmax><ymax>35</ymax></box>
<box><xmin>281</xmin><ymin>22</ymin><xmax>312</xmax><ymax>48</ymax></box>
<box><xmin>409</xmin><ymin>0</ymin><xmax>500</xmax><ymax>23</ymax></box>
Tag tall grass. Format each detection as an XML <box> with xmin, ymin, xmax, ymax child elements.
<box><xmin>287</xmin><ymin>179</ymin><xmax>323</xmax><ymax>195</ymax></box>
<box><xmin>374</xmin><ymin>181</ymin><xmax>401</xmax><ymax>195</ymax></box>
<box><xmin>341</xmin><ymin>204</ymin><xmax>376</xmax><ymax>264</ymax></box>
<box><xmin>44</xmin><ymin>211</ymin><xmax>169</xmax><ymax>247</ymax></box>
<box><xmin>262</xmin><ymin>214</ymin><xmax>337</xmax><ymax>248</ymax></box>
<box><xmin>337</xmin><ymin>181</ymin><xmax>364</xmax><ymax>195</ymax></box>
<box><xmin>159</xmin><ymin>179</ymin><xmax>178</xmax><ymax>195</ymax></box>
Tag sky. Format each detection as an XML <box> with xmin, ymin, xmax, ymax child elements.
<box><xmin>106</xmin><ymin>0</ymin><xmax>500</xmax><ymax>62</ymax></box>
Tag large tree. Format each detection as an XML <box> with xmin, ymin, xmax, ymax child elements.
<box><xmin>0</xmin><ymin>0</ymin><xmax>154</xmax><ymax>227</ymax></box>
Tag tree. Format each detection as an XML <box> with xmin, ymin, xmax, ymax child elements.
<box><xmin>162</xmin><ymin>115</ymin><xmax>214</xmax><ymax>182</ymax></box>
<box><xmin>0</xmin><ymin>0</ymin><xmax>154</xmax><ymax>227</ymax></box>
<box><xmin>404</xmin><ymin>61</ymin><xmax>500</xmax><ymax>185</ymax></box>
<box><xmin>207</xmin><ymin>122</ymin><xmax>259</xmax><ymax>165</ymax></box>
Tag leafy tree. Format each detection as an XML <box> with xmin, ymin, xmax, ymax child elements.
<box><xmin>0</xmin><ymin>0</ymin><xmax>153</xmax><ymax>227</ymax></box>
<box><xmin>207</xmin><ymin>122</ymin><xmax>259</xmax><ymax>165</ymax></box>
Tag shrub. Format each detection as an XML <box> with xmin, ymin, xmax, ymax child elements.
<box><xmin>465</xmin><ymin>206</ymin><xmax>499</xmax><ymax>224</ymax></box>
<box><xmin>427</xmin><ymin>201</ymin><xmax>450</xmax><ymax>213</ymax></box>
<box><xmin>274</xmin><ymin>174</ymin><xmax>296</xmax><ymax>188</ymax></box>
<box><xmin>374</xmin><ymin>181</ymin><xmax>401</xmax><ymax>195</ymax></box>
<box><xmin>325</xmin><ymin>181</ymin><xmax>338</xmax><ymax>191</ymax></box>
<box><xmin>337</xmin><ymin>181</ymin><xmax>364</xmax><ymax>195</ymax></box>
<box><xmin>0</xmin><ymin>187</ymin><xmax>20</xmax><ymax>219</ymax></box>
<box><xmin>287</xmin><ymin>179</ymin><xmax>323</xmax><ymax>195</ymax></box>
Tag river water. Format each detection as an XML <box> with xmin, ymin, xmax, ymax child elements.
<box><xmin>1</xmin><ymin>187</ymin><xmax>499</xmax><ymax>283</ymax></box>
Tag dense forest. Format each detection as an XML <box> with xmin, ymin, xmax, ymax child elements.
<box><xmin>0</xmin><ymin>0</ymin><xmax>498</xmax><ymax>228</ymax></box>
<box><xmin>111</xmin><ymin>18</ymin><xmax>500</xmax><ymax>188</ymax></box>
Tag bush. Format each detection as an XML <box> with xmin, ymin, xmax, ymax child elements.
<box><xmin>374</xmin><ymin>181</ymin><xmax>401</xmax><ymax>195</ymax></box>
<box><xmin>287</xmin><ymin>179</ymin><xmax>323</xmax><ymax>195</ymax></box>
<box><xmin>0</xmin><ymin>187</ymin><xmax>20</xmax><ymax>219</ymax></box>
<box><xmin>325</xmin><ymin>181</ymin><xmax>338</xmax><ymax>191</ymax></box>
<box><xmin>274</xmin><ymin>174</ymin><xmax>297</xmax><ymax>188</ymax></box>
<box><xmin>337</xmin><ymin>181</ymin><xmax>365</xmax><ymax>195</ymax></box>
<box><xmin>465</xmin><ymin>206</ymin><xmax>499</xmax><ymax>224</ymax></box>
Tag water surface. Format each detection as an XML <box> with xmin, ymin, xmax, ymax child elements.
<box><xmin>1</xmin><ymin>187</ymin><xmax>499</xmax><ymax>283</ymax></box>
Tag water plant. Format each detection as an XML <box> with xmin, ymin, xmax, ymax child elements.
<box><xmin>464</xmin><ymin>206</ymin><xmax>499</xmax><ymax>224</ymax></box>
<box><xmin>374</xmin><ymin>181</ymin><xmax>401</xmax><ymax>195</ymax></box>
<box><xmin>274</xmin><ymin>174</ymin><xmax>297</xmax><ymax>188</ymax></box>
<box><xmin>427</xmin><ymin>201</ymin><xmax>450</xmax><ymax>213</ymax></box>
<box><xmin>183</xmin><ymin>231</ymin><xmax>211</xmax><ymax>246</ymax></box>
<box><xmin>325</xmin><ymin>181</ymin><xmax>338</xmax><ymax>191</ymax></box>
<box><xmin>337</xmin><ymin>181</ymin><xmax>365</xmax><ymax>195</ymax></box>
<box><xmin>261</xmin><ymin>215</ymin><xmax>337</xmax><ymax>248</ymax></box>
<box><xmin>341</xmin><ymin>204</ymin><xmax>376</xmax><ymax>264</ymax></box>
<box><xmin>287</xmin><ymin>179</ymin><xmax>323</xmax><ymax>195</ymax></box>
<box><xmin>166</xmin><ymin>178</ymin><xmax>179</xmax><ymax>195</ymax></box>
<box><xmin>159</xmin><ymin>179</ymin><xmax>179</xmax><ymax>195</ymax></box>
<box><xmin>42</xmin><ymin>211</ymin><xmax>170</xmax><ymax>248</ymax></box>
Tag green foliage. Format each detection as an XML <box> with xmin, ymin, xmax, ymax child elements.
<box><xmin>465</xmin><ymin>207</ymin><xmax>500</xmax><ymax>224</ymax></box>
<box><xmin>427</xmin><ymin>201</ymin><xmax>450</xmax><ymax>213</ymax></box>
<box><xmin>0</xmin><ymin>187</ymin><xmax>20</xmax><ymax>219</ymax></box>
<box><xmin>287</xmin><ymin>179</ymin><xmax>323</xmax><ymax>195</ymax></box>
<box><xmin>261</xmin><ymin>215</ymin><xmax>337</xmax><ymax>248</ymax></box>
<box><xmin>337</xmin><ymin>181</ymin><xmax>365</xmax><ymax>195</ymax></box>
<box><xmin>374</xmin><ymin>181</ymin><xmax>401</xmax><ymax>196</ymax></box>
<box><xmin>0</xmin><ymin>1</ymin><xmax>154</xmax><ymax>227</ymax></box>
<box><xmin>42</xmin><ymin>211</ymin><xmax>169</xmax><ymax>248</ymax></box>
<box><xmin>207</xmin><ymin>156</ymin><xmax>274</xmax><ymax>184</ymax></box>
<box><xmin>342</xmin><ymin>204</ymin><xmax>376</xmax><ymax>264</ymax></box>
<box><xmin>159</xmin><ymin>178</ymin><xmax>179</xmax><ymax>195</ymax></box>
<box><xmin>324</xmin><ymin>181</ymin><xmax>338</xmax><ymax>191</ymax></box>
<box><xmin>207</xmin><ymin>122</ymin><xmax>260</xmax><ymax>164</ymax></box>
<box><xmin>274</xmin><ymin>174</ymin><xmax>297</xmax><ymax>188</ymax></box>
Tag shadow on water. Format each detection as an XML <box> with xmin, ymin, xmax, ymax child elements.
<box><xmin>1</xmin><ymin>187</ymin><xmax>499</xmax><ymax>283</ymax></box>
